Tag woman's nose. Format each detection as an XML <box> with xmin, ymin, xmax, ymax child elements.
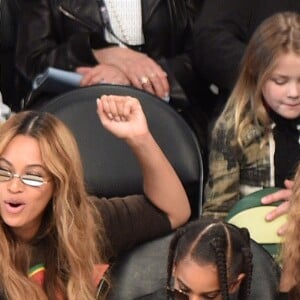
<box><xmin>7</xmin><ymin>175</ymin><xmax>24</xmax><ymax>193</ymax></box>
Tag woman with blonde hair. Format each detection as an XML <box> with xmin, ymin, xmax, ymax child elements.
<box><xmin>204</xmin><ymin>12</ymin><xmax>300</xmax><ymax>221</ymax></box>
<box><xmin>0</xmin><ymin>95</ymin><xmax>190</xmax><ymax>299</ymax></box>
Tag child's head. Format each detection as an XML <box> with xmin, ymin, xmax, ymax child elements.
<box><xmin>167</xmin><ymin>219</ymin><xmax>252</xmax><ymax>300</ymax></box>
<box><xmin>228</xmin><ymin>12</ymin><xmax>300</xmax><ymax>143</ymax></box>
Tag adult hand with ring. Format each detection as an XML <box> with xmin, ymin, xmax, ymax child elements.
<box><xmin>93</xmin><ymin>47</ymin><xmax>169</xmax><ymax>99</ymax></box>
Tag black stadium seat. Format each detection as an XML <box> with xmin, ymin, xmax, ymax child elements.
<box><xmin>36</xmin><ymin>84</ymin><xmax>204</xmax><ymax>298</ymax></box>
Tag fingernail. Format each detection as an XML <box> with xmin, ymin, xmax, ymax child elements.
<box><xmin>261</xmin><ymin>197</ymin><xmax>266</xmax><ymax>204</ymax></box>
<box><xmin>162</xmin><ymin>94</ymin><xmax>170</xmax><ymax>102</ymax></box>
<box><xmin>108</xmin><ymin>113</ymin><xmax>113</xmax><ymax>120</ymax></box>
<box><xmin>96</xmin><ymin>98</ymin><xmax>100</xmax><ymax>105</ymax></box>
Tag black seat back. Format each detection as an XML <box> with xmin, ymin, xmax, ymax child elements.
<box><xmin>37</xmin><ymin>84</ymin><xmax>204</xmax><ymax>217</ymax></box>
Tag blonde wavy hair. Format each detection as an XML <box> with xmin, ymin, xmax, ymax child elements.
<box><xmin>219</xmin><ymin>12</ymin><xmax>300</xmax><ymax>147</ymax></box>
<box><xmin>281</xmin><ymin>164</ymin><xmax>300</xmax><ymax>297</ymax></box>
<box><xmin>0</xmin><ymin>111</ymin><xmax>107</xmax><ymax>299</ymax></box>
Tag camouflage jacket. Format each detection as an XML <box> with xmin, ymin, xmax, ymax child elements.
<box><xmin>203</xmin><ymin>118</ymin><xmax>273</xmax><ymax>220</ymax></box>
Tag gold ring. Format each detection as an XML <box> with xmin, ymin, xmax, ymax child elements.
<box><xmin>140</xmin><ymin>76</ymin><xmax>150</xmax><ymax>85</ymax></box>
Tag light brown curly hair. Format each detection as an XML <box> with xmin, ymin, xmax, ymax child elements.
<box><xmin>0</xmin><ymin>111</ymin><xmax>107</xmax><ymax>299</ymax></box>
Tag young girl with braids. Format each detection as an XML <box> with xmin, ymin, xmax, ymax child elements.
<box><xmin>166</xmin><ymin>219</ymin><xmax>253</xmax><ymax>300</ymax></box>
<box><xmin>279</xmin><ymin>164</ymin><xmax>300</xmax><ymax>299</ymax></box>
<box><xmin>204</xmin><ymin>12</ymin><xmax>300</xmax><ymax>226</ymax></box>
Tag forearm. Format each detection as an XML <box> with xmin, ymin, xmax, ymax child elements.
<box><xmin>17</xmin><ymin>31</ymin><xmax>98</xmax><ymax>80</ymax></box>
<box><xmin>97</xmin><ymin>95</ymin><xmax>190</xmax><ymax>227</ymax></box>
<box><xmin>125</xmin><ymin>132</ymin><xmax>191</xmax><ymax>229</ymax></box>
<box><xmin>16</xmin><ymin>1</ymin><xmax>99</xmax><ymax>80</ymax></box>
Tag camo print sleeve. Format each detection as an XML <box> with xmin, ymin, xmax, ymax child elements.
<box><xmin>203</xmin><ymin>118</ymin><xmax>241</xmax><ymax>219</ymax></box>
<box><xmin>203</xmin><ymin>114</ymin><xmax>271</xmax><ymax>220</ymax></box>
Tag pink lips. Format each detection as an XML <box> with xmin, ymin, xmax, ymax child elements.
<box><xmin>284</xmin><ymin>102</ymin><xmax>300</xmax><ymax>107</ymax></box>
<box><xmin>4</xmin><ymin>201</ymin><xmax>26</xmax><ymax>214</ymax></box>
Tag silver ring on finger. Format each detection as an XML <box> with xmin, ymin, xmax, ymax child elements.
<box><xmin>140</xmin><ymin>76</ymin><xmax>150</xmax><ymax>85</ymax></box>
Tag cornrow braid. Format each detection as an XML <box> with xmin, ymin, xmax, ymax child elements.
<box><xmin>210</xmin><ymin>236</ymin><xmax>230</xmax><ymax>300</ymax></box>
<box><xmin>238</xmin><ymin>247</ymin><xmax>253</xmax><ymax>300</ymax></box>
<box><xmin>233</xmin><ymin>226</ymin><xmax>252</xmax><ymax>300</ymax></box>
<box><xmin>168</xmin><ymin>219</ymin><xmax>253</xmax><ymax>300</ymax></box>
<box><xmin>166</xmin><ymin>227</ymin><xmax>187</xmax><ymax>287</ymax></box>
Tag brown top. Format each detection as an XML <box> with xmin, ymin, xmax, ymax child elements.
<box><xmin>29</xmin><ymin>194</ymin><xmax>171</xmax><ymax>267</ymax></box>
<box><xmin>0</xmin><ymin>194</ymin><xmax>171</xmax><ymax>300</ymax></box>
<box><xmin>91</xmin><ymin>194</ymin><xmax>171</xmax><ymax>259</ymax></box>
